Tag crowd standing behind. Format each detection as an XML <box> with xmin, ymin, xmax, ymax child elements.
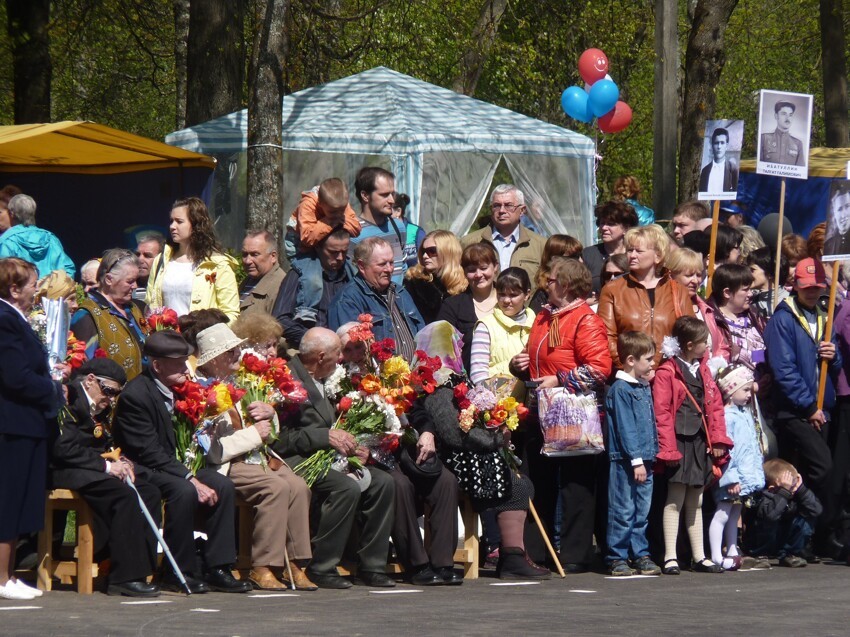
<box><xmin>3</xmin><ymin>172</ymin><xmax>850</xmax><ymax>603</ymax></box>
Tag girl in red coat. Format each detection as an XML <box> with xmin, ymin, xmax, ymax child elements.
<box><xmin>653</xmin><ymin>317</ymin><xmax>732</xmax><ymax>575</ymax></box>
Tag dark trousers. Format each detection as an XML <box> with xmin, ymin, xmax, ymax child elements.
<box><xmin>147</xmin><ymin>468</ymin><xmax>236</xmax><ymax>575</ymax></box>
<box><xmin>777</xmin><ymin>416</ymin><xmax>832</xmax><ymax>534</ymax></box>
<box><xmin>308</xmin><ymin>466</ymin><xmax>394</xmax><ymax>574</ymax></box>
<box><xmin>745</xmin><ymin>515</ymin><xmax>815</xmax><ymax>558</ymax></box>
<box><xmin>523</xmin><ymin>426</ymin><xmax>597</xmax><ymax>565</ymax></box>
<box><xmin>75</xmin><ymin>476</ymin><xmax>160</xmax><ymax>584</ymax></box>
<box><xmin>830</xmin><ymin>401</ymin><xmax>850</xmax><ymax>547</ymax></box>
<box><xmin>388</xmin><ymin>465</ymin><xmax>458</xmax><ymax>570</ymax></box>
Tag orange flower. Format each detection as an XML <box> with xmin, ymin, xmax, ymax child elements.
<box><xmin>359</xmin><ymin>374</ymin><xmax>382</xmax><ymax>394</ymax></box>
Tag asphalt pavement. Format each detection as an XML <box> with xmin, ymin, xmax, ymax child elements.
<box><xmin>3</xmin><ymin>559</ymin><xmax>850</xmax><ymax>637</ymax></box>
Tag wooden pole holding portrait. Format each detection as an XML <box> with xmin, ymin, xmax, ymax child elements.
<box><xmin>705</xmin><ymin>200</ymin><xmax>721</xmax><ymax>298</ymax></box>
<box><xmin>817</xmin><ymin>262</ymin><xmax>839</xmax><ymax>410</ymax></box>
<box><xmin>772</xmin><ymin>178</ymin><xmax>786</xmax><ymax>311</ymax></box>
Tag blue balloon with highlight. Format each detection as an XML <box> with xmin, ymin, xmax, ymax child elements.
<box><xmin>561</xmin><ymin>86</ymin><xmax>593</xmax><ymax>123</ymax></box>
<box><xmin>588</xmin><ymin>79</ymin><xmax>619</xmax><ymax>117</ymax></box>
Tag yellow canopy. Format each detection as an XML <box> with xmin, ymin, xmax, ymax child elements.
<box><xmin>740</xmin><ymin>147</ymin><xmax>850</xmax><ymax>179</ymax></box>
<box><xmin>0</xmin><ymin>121</ymin><xmax>215</xmax><ymax>174</ymax></box>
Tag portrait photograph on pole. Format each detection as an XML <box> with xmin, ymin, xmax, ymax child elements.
<box><xmin>756</xmin><ymin>89</ymin><xmax>813</xmax><ymax>180</ymax></box>
<box><xmin>822</xmin><ymin>180</ymin><xmax>850</xmax><ymax>262</ymax></box>
<box><xmin>698</xmin><ymin>119</ymin><xmax>743</xmax><ymax>201</ymax></box>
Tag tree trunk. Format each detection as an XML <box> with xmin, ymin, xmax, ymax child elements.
<box><xmin>452</xmin><ymin>0</ymin><xmax>509</xmax><ymax>96</ymax></box>
<box><xmin>653</xmin><ymin>0</ymin><xmax>678</xmax><ymax>219</ymax></box>
<box><xmin>185</xmin><ymin>0</ymin><xmax>245</xmax><ymax>127</ymax></box>
<box><xmin>677</xmin><ymin>0</ymin><xmax>739</xmax><ymax>203</ymax></box>
<box><xmin>820</xmin><ymin>0</ymin><xmax>849</xmax><ymax>147</ymax></box>
<box><xmin>173</xmin><ymin>0</ymin><xmax>190</xmax><ymax>130</ymax></box>
<box><xmin>246</xmin><ymin>0</ymin><xmax>289</xmax><ymax>251</ymax></box>
<box><xmin>7</xmin><ymin>0</ymin><xmax>51</xmax><ymax>123</ymax></box>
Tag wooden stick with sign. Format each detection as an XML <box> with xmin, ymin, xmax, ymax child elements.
<box><xmin>705</xmin><ymin>200</ymin><xmax>721</xmax><ymax>298</ymax></box>
<box><xmin>816</xmin><ymin>261</ymin><xmax>840</xmax><ymax>411</ymax></box>
<box><xmin>773</xmin><ymin>178</ymin><xmax>787</xmax><ymax>311</ymax></box>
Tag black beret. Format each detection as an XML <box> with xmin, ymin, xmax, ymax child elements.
<box><xmin>76</xmin><ymin>357</ymin><xmax>127</xmax><ymax>385</ymax></box>
<box><xmin>143</xmin><ymin>330</ymin><xmax>193</xmax><ymax>359</ymax></box>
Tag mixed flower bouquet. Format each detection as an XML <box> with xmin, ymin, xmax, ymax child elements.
<box><xmin>453</xmin><ymin>381</ymin><xmax>528</xmax><ymax>434</ymax></box>
<box><xmin>143</xmin><ymin>307</ymin><xmax>180</xmax><ymax>333</ymax></box>
<box><xmin>295</xmin><ymin>314</ymin><xmax>441</xmax><ymax>486</ymax></box>
<box><xmin>171</xmin><ymin>379</ymin><xmax>246</xmax><ymax>474</ymax></box>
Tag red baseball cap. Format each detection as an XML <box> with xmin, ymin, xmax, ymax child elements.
<box><xmin>794</xmin><ymin>258</ymin><xmax>826</xmax><ymax>289</ymax></box>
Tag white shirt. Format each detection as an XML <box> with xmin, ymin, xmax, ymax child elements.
<box><xmin>707</xmin><ymin>161</ymin><xmax>725</xmax><ymax>193</ymax></box>
<box><xmin>491</xmin><ymin>226</ymin><xmax>520</xmax><ymax>272</ymax></box>
<box><xmin>161</xmin><ymin>261</ymin><xmax>194</xmax><ymax>316</ymax></box>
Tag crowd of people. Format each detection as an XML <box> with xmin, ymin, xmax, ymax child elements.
<box><xmin>0</xmin><ymin>168</ymin><xmax>848</xmax><ymax>602</ymax></box>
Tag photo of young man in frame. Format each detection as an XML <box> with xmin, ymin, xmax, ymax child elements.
<box><xmin>698</xmin><ymin>119</ymin><xmax>743</xmax><ymax>201</ymax></box>
<box><xmin>823</xmin><ymin>180</ymin><xmax>850</xmax><ymax>262</ymax></box>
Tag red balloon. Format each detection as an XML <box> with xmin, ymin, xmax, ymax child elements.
<box><xmin>578</xmin><ymin>48</ymin><xmax>609</xmax><ymax>85</ymax></box>
<box><xmin>598</xmin><ymin>101</ymin><xmax>632</xmax><ymax>133</ymax></box>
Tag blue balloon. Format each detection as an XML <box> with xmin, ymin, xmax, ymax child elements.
<box><xmin>588</xmin><ymin>79</ymin><xmax>619</xmax><ymax>117</ymax></box>
<box><xmin>561</xmin><ymin>86</ymin><xmax>592</xmax><ymax>123</ymax></box>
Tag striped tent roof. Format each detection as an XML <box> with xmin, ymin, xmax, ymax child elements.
<box><xmin>165</xmin><ymin>67</ymin><xmax>594</xmax><ymax>158</ymax></box>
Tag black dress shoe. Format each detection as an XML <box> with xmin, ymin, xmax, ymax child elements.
<box><xmin>161</xmin><ymin>573</ymin><xmax>209</xmax><ymax>594</ymax></box>
<box><xmin>304</xmin><ymin>569</ymin><xmax>353</xmax><ymax>590</ymax></box>
<box><xmin>562</xmin><ymin>563</ymin><xmax>589</xmax><ymax>574</ymax></box>
<box><xmin>353</xmin><ymin>570</ymin><xmax>396</xmax><ymax>588</ymax></box>
<box><xmin>204</xmin><ymin>567</ymin><xmax>252</xmax><ymax>593</ymax></box>
<box><xmin>107</xmin><ymin>580</ymin><xmax>161</xmax><ymax>597</ymax></box>
<box><xmin>436</xmin><ymin>567</ymin><xmax>463</xmax><ymax>585</ymax></box>
<box><xmin>408</xmin><ymin>565</ymin><xmax>443</xmax><ymax>586</ymax></box>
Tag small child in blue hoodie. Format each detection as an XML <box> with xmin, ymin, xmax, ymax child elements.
<box><xmin>605</xmin><ymin>331</ymin><xmax>660</xmax><ymax>576</ymax></box>
<box><xmin>709</xmin><ymin>364</ymin><xmax>765</xmax><ymax>570</ymax></box>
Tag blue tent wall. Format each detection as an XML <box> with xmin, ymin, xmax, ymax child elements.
<box><xmin>0</xmin><ymin>167</ymin><xmax>213</xmax><ymax>270</ymax></box>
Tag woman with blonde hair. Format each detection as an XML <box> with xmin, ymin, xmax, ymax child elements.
<box><xmin>35</xmin><ymin>269</ymin><xmax>79</xmax><ymax>314</ymax></box>
<box><xmin>530</xmin><ymin>234</ymin><xmax>583</xmax><ymax>312</ymax></box>
<box><xmin>232</xmin><ymin>312</ymin><xmax>283</xmax><ymax>360</ymax></box>
<box><xmin>405</xmin><ymin>229</ymin><xmax>467</xmax><ymax>324</ymax></box>
<box><xmin>598</xmin><ymin>224</ymin><xmax>694</xmax><ymax>368</ymax></box>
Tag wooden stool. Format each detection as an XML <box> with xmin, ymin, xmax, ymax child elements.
<box><xmin>452</xmin><ymin>494</ymin><xmax>479</xmax><ymax>580</ymax></box>
<box><xmin>37</xmin><ymin>489</ymin><xmax>98</xmax><ymax>594</ymax></box>
<box><xmin>234</xmin><ymin>496</ymin><xmax>254</xmax><ymax>574</ymax></box>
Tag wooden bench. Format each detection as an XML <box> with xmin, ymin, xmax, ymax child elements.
<box><xmin>37</xmin><ymin>489</ymin><xmax>98</xmax><ymax>594</ymax></box>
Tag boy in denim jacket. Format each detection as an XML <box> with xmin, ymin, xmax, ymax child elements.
<box><xmin>605</xmin><ymin>331</ymin><xmax>661</xmax><ymax>576</ymax></box>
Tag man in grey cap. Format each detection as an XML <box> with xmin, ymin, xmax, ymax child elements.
<box><xmin>113</xmin><ymin>331</ymin><xmax>251</xmax><ymax>594</ymax></box>
<box><xmin>760</xmin><ymin>100</ymin><xmax>805</xmax><ymax>166</ymax></box>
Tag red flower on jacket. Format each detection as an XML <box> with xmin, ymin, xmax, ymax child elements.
<box><xmin>205</xmin><ymin>272</ymin><xmax>217</xmax><ymax>285</ymax></box>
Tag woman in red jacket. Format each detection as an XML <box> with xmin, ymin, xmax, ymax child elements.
<box><xmin>511</xmin><ymin>257</ymin><xmax>612</xmax><ymax>572</ymax></box>
<box><xmin>653</xmin><ymin>317</ymin><xmax>732</xmax><ymax>575</ymax></box>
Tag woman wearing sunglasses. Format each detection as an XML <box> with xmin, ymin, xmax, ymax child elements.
<box><xmin>404</xmin><ymin>230</ymin><xmax>467</xmax><ymax>325</ymax></box>
<box><xmin>72</xmin><ymin>248</ymin><xmax>148</xmax><ymax>381</ymax></box>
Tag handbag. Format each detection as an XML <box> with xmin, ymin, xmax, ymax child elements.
<box><xmin>444</xmin><ymin>448</ymin><xmax>512</xmax><ymax>503</ymax></box>
<box><xmin>536</xmin><ymin>387</ymin><xmax>604</xmax><ymax>457</ymax></box>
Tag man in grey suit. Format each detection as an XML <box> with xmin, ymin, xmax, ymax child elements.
<box><xmin>273</xmin><ymin>327</ymin><xmax>396</xmax><ymax>589</ymax></box>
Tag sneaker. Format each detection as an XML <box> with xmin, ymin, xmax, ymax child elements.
<box><xmin>633</xmin><ymin>556</ymin><xmax>661</xmax><ymax>576</ymax></box>
<box><xmin>740</xmin><ymin>556</ymin><xmax>771</xmax><ymax>570</ymax></box>
<box><xmin>779</xmin><ymin>555</ymin><xmax>807</xmax><ymax>568</ymax></box>
<box><xmin>0</xmin><ymin>581</ymin><xmax>36</xmax><ymax>600</ymax></box>
<box><xmin>10</xmin><ymin>579</ymin><xmax>42</xmax><ymax>598</ymax></box>
<box><xmin>609</xmin><ymin>560</ymin><xmax>634</xmax><ymax>577</ymax></box>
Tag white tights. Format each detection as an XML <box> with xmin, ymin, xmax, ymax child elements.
<box><xmin>709</xmin><ymin>500</ymin><xmax>742</xmax><ymax>568</ymax></box>
<box><xmin>663</xmin><ymin>483</ymin><xmax>705</xmax><ymax>564</ymax></box>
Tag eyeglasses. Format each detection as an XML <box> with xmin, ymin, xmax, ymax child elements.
<box><xmin>491</xmin><ymin>203</ymin><xmax>520</xmax><ymax>212</ymax></box>
<box><xmin>422</xmin><ymin>246</ymin><xmax>438</xmax><ymax>257</ymax></box>
<box><xmin>96</xmin><ymin>377</ymin><xmax>123</xmax><ymax>397</ymax></box>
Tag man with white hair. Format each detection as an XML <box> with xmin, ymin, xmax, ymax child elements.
<box><xmin>80</xmin><ymin>259</ymin><xmax>100</xmax><ymax>293</ymax></box>
<box><xmin>0</xmin><ymin>194</ymin><xmax>75</xmax><ymax>277</ymax></box>
<box><xmin>460</xmin><ymin>184</ymin><xmax>545</xmax><ymax>283</ymax></box>
<box><xmin>272</xmin><ymin>327</ymin><xmax>396</xmax><ymax>589</ymax></box>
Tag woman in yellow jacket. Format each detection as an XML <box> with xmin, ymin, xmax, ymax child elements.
<box><xmin>146</xmin><ymin>197</ymin><xmax>240</xmax><ymax>322</ymax></box>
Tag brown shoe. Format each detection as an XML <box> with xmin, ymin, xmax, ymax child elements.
<box><xmin>249</xmin><ymin>567</ymin><xmax>287</xmax><ymax>590</ymax></box>
<box><xmin>281</xmin><ymin>563</ymin><xmax>318</xmax><ymax>591</ymax></box>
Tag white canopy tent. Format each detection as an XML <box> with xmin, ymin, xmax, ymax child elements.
<box><xmin>166</xmin><ymin>67</ymin><xmax>597</xmax><ymax>248</ymax></box>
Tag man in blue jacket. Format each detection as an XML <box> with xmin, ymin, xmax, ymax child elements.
<box><xmin>328</xmin><ymin>236</ymin><xmax>423</xmax><ymax>362</ymax></box>
<box><xmin>0</xmin><ymin>194</ymin><xmax>75</xmax><ymax>278</ymax></box>
<box><xmin>764</xmin><ymin>258</ymin><xmax>841</xmax><ymax>550</ymax></box>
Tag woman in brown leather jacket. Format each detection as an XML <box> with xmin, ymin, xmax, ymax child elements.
<box><xmin>597</xmin><ymin>225</ymin><xmax>694</xmax><ymax>369</ymax></box>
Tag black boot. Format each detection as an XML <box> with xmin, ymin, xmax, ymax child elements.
<box><xmin>495</xmin><ymin>547</ymin><xmax>552</xmax><ymax>580</ymax></box>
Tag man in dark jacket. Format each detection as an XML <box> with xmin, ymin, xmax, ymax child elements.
<box><xmin>113</xmin><ymin>331</ymin><xmax>250</xmax><ymax>594</ymax></box>
<box><xmin>271</xmin><ymin>327</ymin><xmax>395</xmax><ymax>589</ymax></box>
<box><xmin>764</xmin><ymin>258</ymin><xmax>841</xmax><ymax>547</ymax></box>
<box><xmin>51</xmin><ymin>358</ymin><xmax>160</xmax><ymax>597</ymax></box>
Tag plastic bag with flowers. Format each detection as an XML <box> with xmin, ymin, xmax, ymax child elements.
<box><xmin>171</xmin><ymin>379</ymin><xmax>246</xmax><ymax>474</ymax></box>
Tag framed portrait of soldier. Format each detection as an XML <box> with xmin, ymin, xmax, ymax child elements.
<box><xmin>823</xmin><ymin>180</ymin><xmax>850</xmax><ymax>262</ymax></box>
<box><xmin>698</xmin><ymin>119</ymin><xmax>743</xmax><ymax>201</ymax></box>
<box><xmin>756</xmin><ymin>90</ymin><xmax>812</xmax><ymax>180</ymax></box>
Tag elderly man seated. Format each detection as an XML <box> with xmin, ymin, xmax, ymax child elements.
<box><xmin>271</xmin><ymin>327</ymin><xmax>396</xmax><ymax>589</ymax></box>
<box><xmin>328</xmin><ymin>236</ymin><xmax>423</xmax><ymax>361</ymax></box>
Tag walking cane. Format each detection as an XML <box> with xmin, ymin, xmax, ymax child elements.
<box><xmin>125</xmin><ymin>477</ymin><xmax>193</xmax><ymax>595</ymax></box>
<box><xmin>527</xmin><ymin>496</ymin><xmax>566</xmax><ymax>579</ymax></box>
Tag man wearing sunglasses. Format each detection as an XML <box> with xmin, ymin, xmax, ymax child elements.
<box><xmin>461</xmin><ymin>184</ymin><xmax>545</xmax><ymax>284</ymax></box>
<box><xmin>51</xmin><ymin>358</ymin><xmax>162</xmax><ymax>597</ymax></box>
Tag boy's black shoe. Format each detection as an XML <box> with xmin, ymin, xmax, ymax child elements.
<box><xmin>779</xmin><ymin>555</ymin><xmax>807</xmax><ymax>568</ymax></box>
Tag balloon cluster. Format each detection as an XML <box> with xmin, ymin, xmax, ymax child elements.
<box><xmin>561</xmin><ymin>49</ymin><xmax>632</xmax><ymax>134</ymax></box>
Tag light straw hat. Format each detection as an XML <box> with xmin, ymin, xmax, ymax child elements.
<box><xmin>196</xmin><ymin>323</ymin><xmax>246</xmax><ymax>367</ymax></box>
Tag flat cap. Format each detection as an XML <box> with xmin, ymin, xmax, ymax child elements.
<box><xmin>143</xmin><ymin>330</ymin><xmax>193</xmax><ymax>359</ymax></box>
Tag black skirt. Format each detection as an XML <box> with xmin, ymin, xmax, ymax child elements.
<box><xmin>0</xmin><ymin>434</ymin><xmax>48</xmax><ymax>539</ymax></box>
<box><xmin>666</xmin><ymin>429</ymin><xmax>711</xmax><ymax>487</ymax></box>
